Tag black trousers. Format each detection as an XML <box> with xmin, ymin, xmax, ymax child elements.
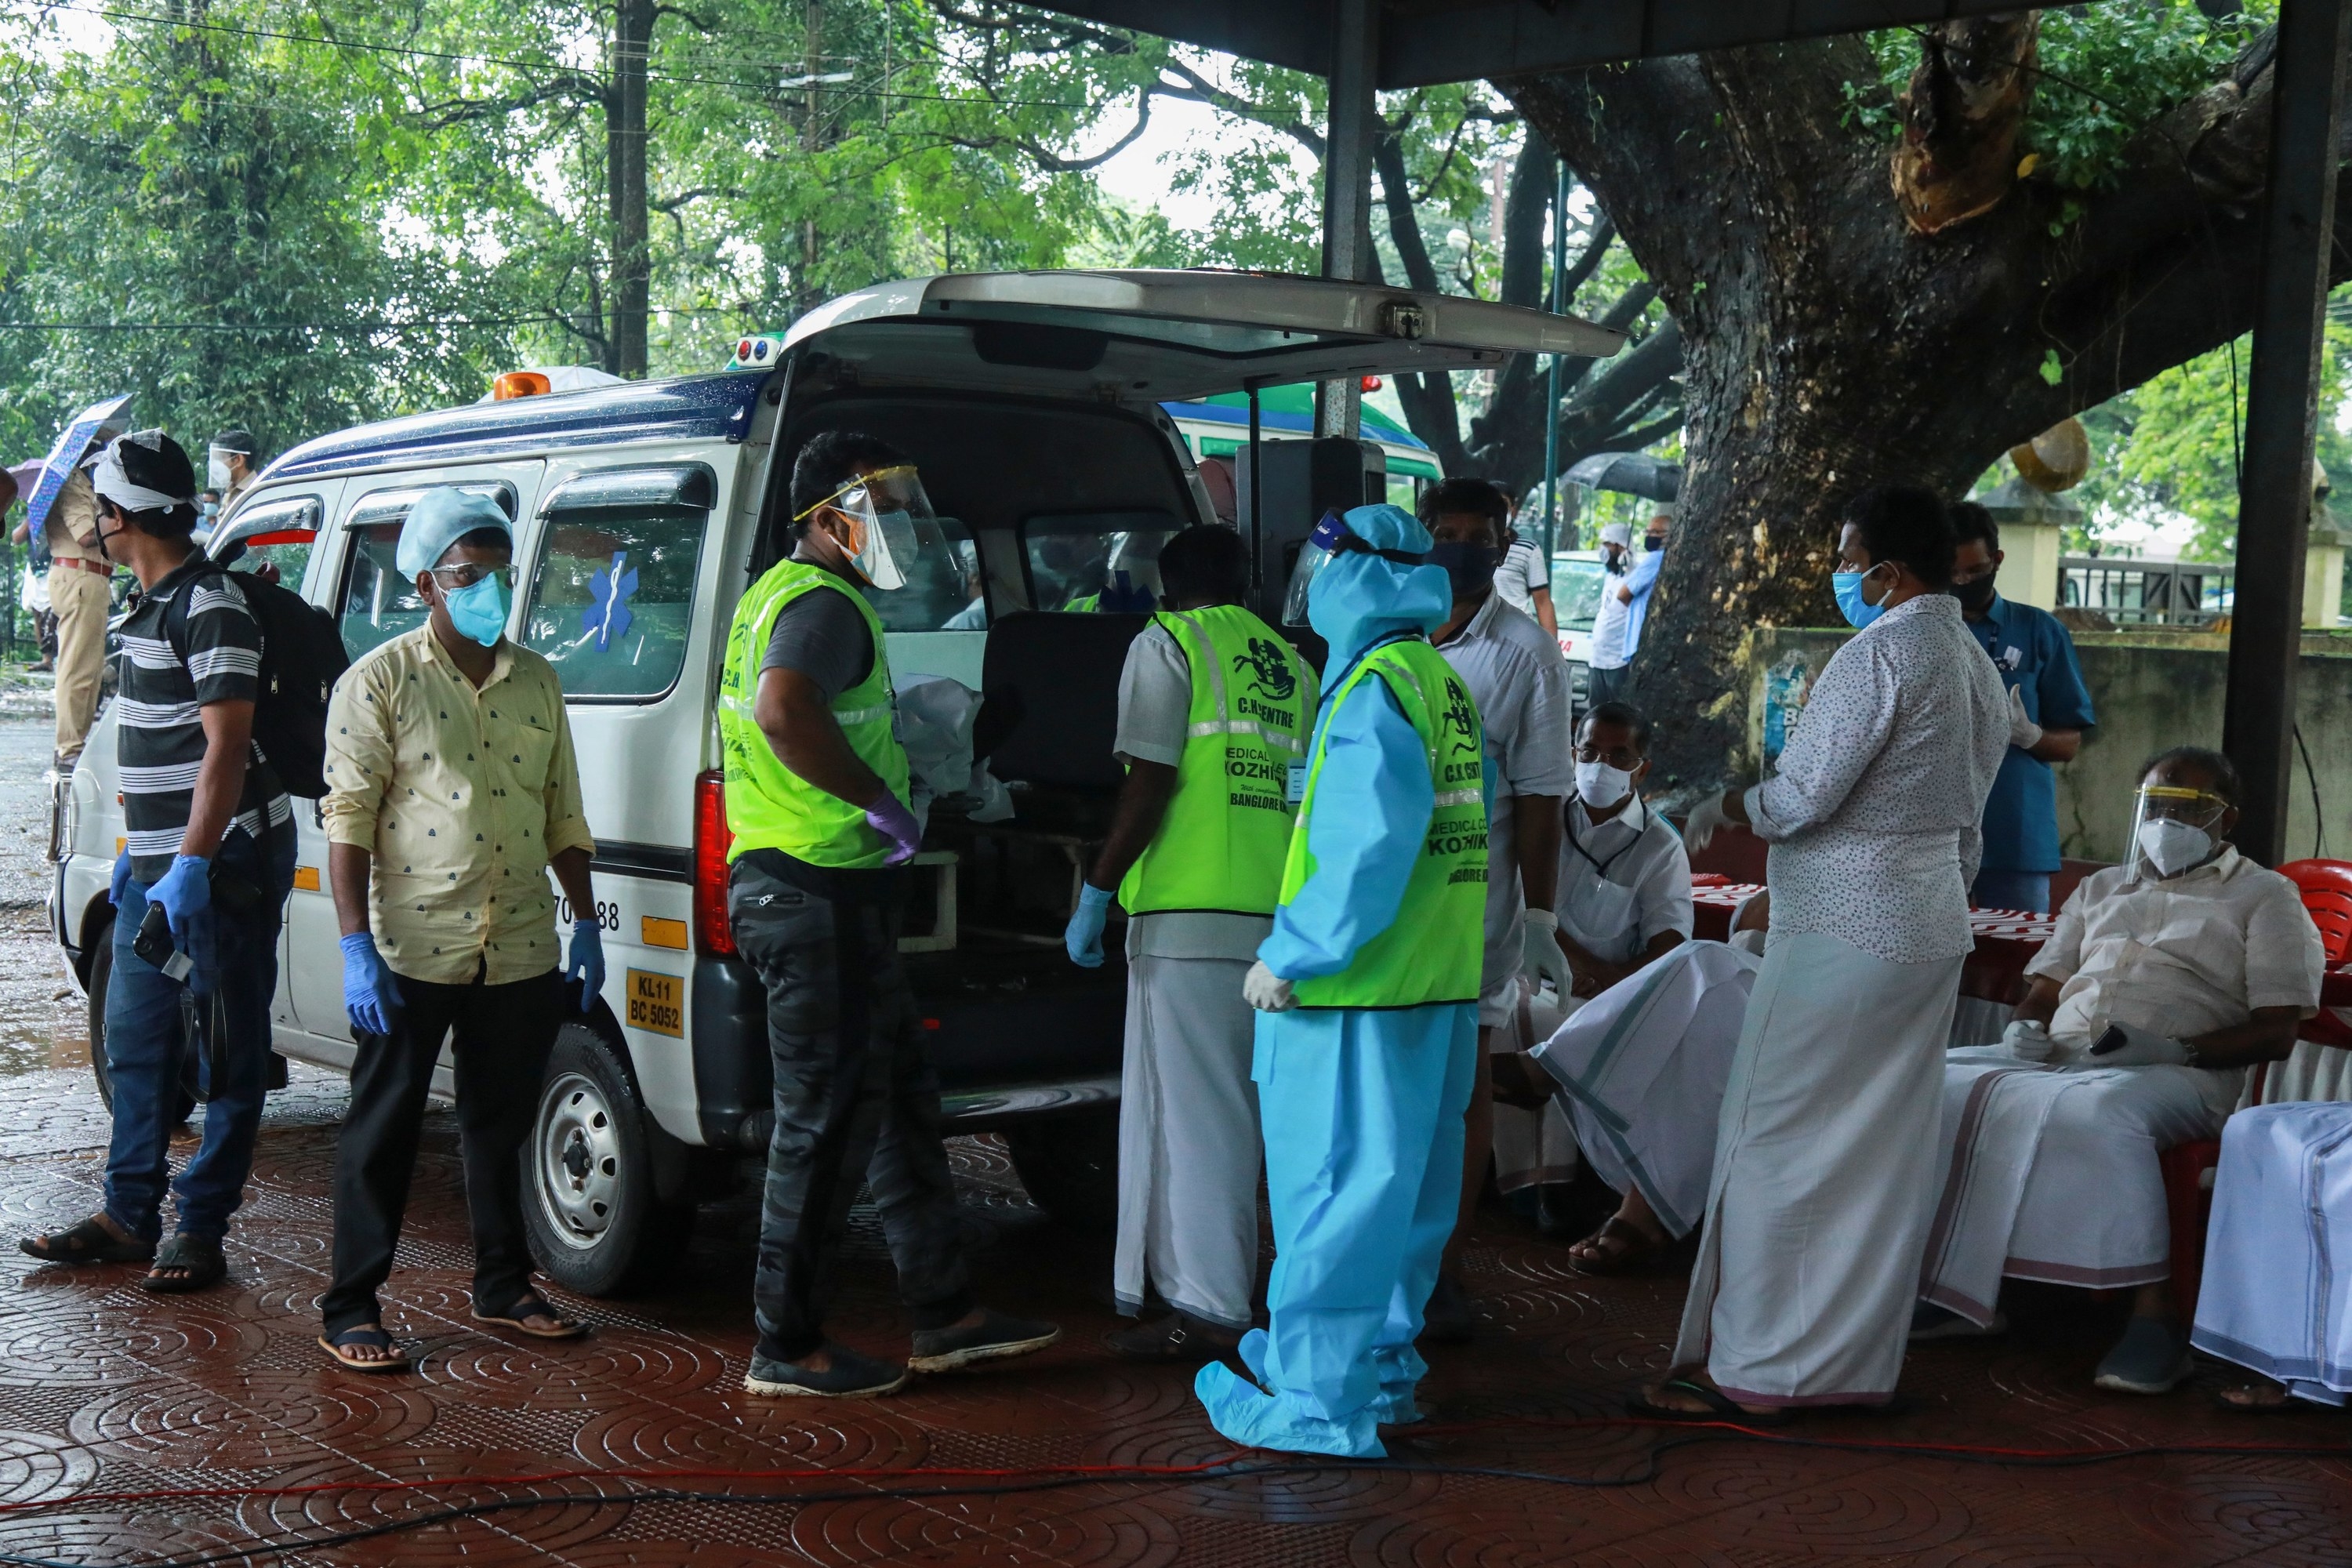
<box><xmin>730</xmin><ymin>851</ymin><xmax>972</xmax><ymax>1363</ymax></box>
<box><xmin>321</xmin><ymin>966</ymin><xmax>561</xmax><ymax>1335</ymax></box>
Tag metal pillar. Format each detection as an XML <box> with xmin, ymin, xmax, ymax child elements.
<box><xmin>2222</xmin><ymin>0</ymin><xmax>2351</xmax><ymax>866</ymax></box>
<box><xmin>1542</xmin><ymin>161</ymin><xmax>1569</xmax><ymax>556</ymax></box>
<box><xmin>1315</xmin><ymin>0</ymin><xmax>1377</xmax><ymax>440</ymax></box>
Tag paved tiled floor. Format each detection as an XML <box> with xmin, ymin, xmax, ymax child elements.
<box><xmin>2</xmin><ymin>1053</ymin><xmax>2349</xmax><ymax>1566</ymax></box>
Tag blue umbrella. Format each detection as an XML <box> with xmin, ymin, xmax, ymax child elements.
<box><xmin>23</xmin><ymin>396</ymin><xmax>132</xmax><ymax>535</ymax></box>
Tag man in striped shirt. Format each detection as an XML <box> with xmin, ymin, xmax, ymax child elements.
<box><xmin>16</xmin><ymin>431</ymin><xmax>295</xmax><ymax>1294</ymax></box>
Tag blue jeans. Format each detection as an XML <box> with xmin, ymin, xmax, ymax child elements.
<box><xmin>102</xmin><ymin>825</ymin><xmax>295</xmax><ymax>1245</ymax></box>
<box><xmin>1970</xmin><ymin>868</ymin><xmax>2050</xmax><ymax>916</ymax></box>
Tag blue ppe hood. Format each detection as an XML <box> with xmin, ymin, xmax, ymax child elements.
<box><xmin>1307</xmin><ymin>504</ymin><xmax>1451</xmax><ymax>671</ymax></box>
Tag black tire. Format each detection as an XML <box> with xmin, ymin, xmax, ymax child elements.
<box><xmin>84</xmin><ymin>920</ymin><xmax>195</xmax><ymax>1125</ymax></box>
<box><xmin>1003</xmin><ymin>1111</ymin><xmax>1120</xmax><ymax>1233</ymax></box>
<box><xmin>521</xmin><ymin>1022</ymin><xmax>693</xmax><ymax>1297</ymax></box>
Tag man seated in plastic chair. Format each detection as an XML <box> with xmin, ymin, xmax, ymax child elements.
<box><xmin>1914</xmin><ymin>746</ymin><xmax>2322</xmax><ymax>1396</ymax></box>
<box><xmin>2190</xmin><ymin>1100</ymin><xmax>2352</xmax><ymax>1411</ymax></box>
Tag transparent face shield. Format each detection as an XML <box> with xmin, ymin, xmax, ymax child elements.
<box><xmin>1099</xmin><ymin>529</ymin><xmax>1166</xmax><ymax>611</ymax></box>
<box><xmin>797</xmin><ymin>463</ymin><xmax>944</xmax><ymax>593</ymax></box>
<box><xmin>1280</xmin><ymin>510</ymin><xmax>1428</xmax><ymax>626</ymax></box>
<box><xmin>2128</xmin><ymin>783</ymin><xmax>2229</xmax><ymax>881</ymax></box>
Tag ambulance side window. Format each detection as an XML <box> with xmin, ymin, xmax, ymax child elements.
<box><xmin>337</xmin><ymin>523</ymin><xmax>427</xmax><ymax>662</ymax></box>
<box><xmin>521</xmin><ymin>506</ymin><xmax>707</xmax><ymax>700</ymax></box>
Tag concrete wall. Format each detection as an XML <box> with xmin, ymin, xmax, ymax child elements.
<box><xmin>1746</xmin><ymin>626</ymin><xmax>2352</xmax><ymax>865</ymax></box>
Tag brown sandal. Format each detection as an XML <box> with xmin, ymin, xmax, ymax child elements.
<box><xmin>470</xmin><ymin>1294</ymin><xmax>587</xmax><ymax>1340</ymax></box>
<box><xmin>1566</xmin><ymin>1214</ymin><xmax>1669</xmax><ymax>1276</ymax></box>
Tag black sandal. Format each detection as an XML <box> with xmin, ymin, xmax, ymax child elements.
<box><xmin>141</xmin><ymin>1234</ymin><xmax>227</xmax><ymax>1294</ymax></box>
<box><xmin>19</xmin><ymin>1215</ymin><xmax>153</xmax><ymax>1265</ymax></box>
<box><xmin>1625</xmin><ymin>1376</ymin><xmax>1791</xmax><ymax>1427</ymax></box>
<box><xmin>470</xmin><ymin>1294</ymin><xmax>586</xmax><ymax>1340</ymax></box>
<box><xmin>318</xmin><ymin>1325</ymin><xmax>412</xmax><ymax>1374</ymax></box>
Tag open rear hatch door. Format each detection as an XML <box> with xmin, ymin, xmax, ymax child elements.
<box><xmin>779</xmin><ymin>268</ymin><xmax>1624</xmax><ymax>402</ymax></box>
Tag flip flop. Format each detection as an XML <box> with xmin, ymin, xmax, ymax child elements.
<box><xmin>1566</xmin><ymin>1215</ymin><xmax>1670</xmax><ymax>1277</ymax></box>
<box><xmin>18</xmin><ymin>1215</ymin><xmax>154</xmax><ymax>1265</ymax></box>
<box><xmin>140</xmin><ymin>1234</ymin><xmax>226</xmax><ymax>1294</ymax></box>
<box><xmin>470</xmin><ymin>1294</ymin><xmax>587</xmax><ymax>1340</ymax></box>
<box><xmin>1624</xmin><ymin>1377</ymin><xmax>1792</xmax><ymax>1428</ymax></box>
<box><xmin>318</xmin><ymin>1325</ymin><xmax>412</xmax><ymax>1374</ymax></box>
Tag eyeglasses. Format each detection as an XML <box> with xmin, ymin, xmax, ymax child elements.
<box><xmin>1951</xmin><ymin>563</ymin><xmax>1998</xmax><ymax>586</ymax></box>
<box><xmin>429</xmin><ymin>563</ymin><xmax>513</xmax><ymax>590</ymax></box>
<box><xmin>1573</xmin><ymin>744</ymin><xmax>1642</xmax><ymax>770</ymax></box>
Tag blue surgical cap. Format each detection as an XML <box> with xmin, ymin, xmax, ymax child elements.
<box><xmin>396</xmin><ymin>487</ymin><xmax>512</xmax><ymax>579</ymax></box>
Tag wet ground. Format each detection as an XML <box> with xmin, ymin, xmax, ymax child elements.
<box><xmin>0</xmin><ymin>710</ymin><xmax>2348</xmax><ymax>1566</ymax></box>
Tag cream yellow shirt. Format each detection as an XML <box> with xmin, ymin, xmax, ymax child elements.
<box><xmin>322</xmin><ymin>625</ymin><xmax>595</xmax><ymax>985</ymax></box>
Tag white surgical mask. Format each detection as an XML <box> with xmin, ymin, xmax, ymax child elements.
<box><xmin>2137</xmin><ymin>818</ymin><xmax>2214</xmax><ymax>878</ymax></box>
<box><xmin>206</xmin><ymin>454</ymin><xmax>231</xmax><ymax>489</ymax></box>
<box><xmin>1575</xmin><ymin>760</ymin><xmax>1633</xmax><ymax>810</ymax></box>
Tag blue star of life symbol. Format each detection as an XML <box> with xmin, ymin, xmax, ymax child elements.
<box><xmin>583</xmin><ymin>550</ymin><xmax>637</xmax><ymax>650</ymax></box>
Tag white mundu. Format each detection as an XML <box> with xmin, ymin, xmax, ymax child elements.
<box><xmin>1531</xmin><ymin>939</ymin><xmax>1759</xmax><ymax>1236</ymax></box>
<box><xmin>1922</xmin><ymin>848</ymin><xmax>2324</xmax><ymax>1323</ymax></box>
<box><xmin>2193</xmin><ymin>1102</ymin><xmax>2352</xmax><ymax>1406</ymax></box>
<box><xmin>1494</xmin><ymin>792</ymin><xmax>1697</xmax><ymax>1192</ymax></box>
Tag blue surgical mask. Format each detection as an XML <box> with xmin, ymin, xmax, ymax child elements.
<box><xmin>1833</xmin><ymin>564</ymin><xmax>1890</xmax><ymax>630</ymax></box>
<box><xmin>444</xmin><ymin>574</ymin><xmax>510</xmax><ymax>648</ymax></box>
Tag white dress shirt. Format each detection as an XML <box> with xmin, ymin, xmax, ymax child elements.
<box><xmin>2027</xmin><ymin>846</ymin><xmax>2324</xmax><ymax>1048</ymax></box>
<box><xmin>1555</xmin><ymin>793</ymin><xmax>1694</xmax><ymax>965</ymax></box>
<box><xmin>1744</xmin><ymin>592</ymin><xmax>2008</xmax><ymax>964</ymax></box>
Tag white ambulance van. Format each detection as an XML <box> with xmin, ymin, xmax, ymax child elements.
<box><xmin>51</xmin><ymin>269</ymin><xmax>1616</xmax><ymax>1294</ymax></box>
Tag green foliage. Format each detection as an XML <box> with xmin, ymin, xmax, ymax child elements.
<box><xmin>2024</xmin><ymin>2</ymin><xmax>2267</xmax><ymax>192</ymax></box>
<box><xmin>2067</xmin><ymin>303</ymin><xmax>2352</xmax><ymax>561</ymax></box>
<box><xmin>1838</xmin><ymin>2</ymin><xmax>2272</xmax><ymax>192</ymax></box>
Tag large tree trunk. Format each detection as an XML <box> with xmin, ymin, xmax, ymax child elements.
<box><xmin>1505</xmin><ymin>21</ymin><xmax>2352</xmax><ymax>796</ymax></box>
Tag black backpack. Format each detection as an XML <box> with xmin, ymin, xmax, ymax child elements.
<box><xmin>165</xmin><ymin>561</ymin><xmax>350</xmax><ymax>798</ymax></box>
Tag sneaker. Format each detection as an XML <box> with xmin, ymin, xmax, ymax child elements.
<box><xmin>908</xmin><ymin>1308</ymin><xmax>1062</xmax><ymax>1374</ymax></box>
<box><xmin>742</xmin><ymin>1342</ymin><xmax>908</xmax><ymax>1398</ymax></box>
<box><xmin>1420</xmin><ymin>1272</ymin><xmax>1475</xmax><ymax>1345</ymax></box>
<box><xmin>2092</xmin><ymin>1316</ymin><xmax>2191</xmax><ymax>1396</ymax></box>
<box><xmin>1909</xmin><ymin>1301</ymin><xmax>2009</xmax><ymax>1341</ymax></box>
<box><xmin>1105</xmin><ymin>1312</ymin><xmax>1241</xmax><ymax>1364</ymax></box>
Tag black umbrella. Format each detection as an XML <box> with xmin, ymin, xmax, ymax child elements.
<box><xmin>1564</xmin><ymin>452</ymin><xmax>1681</xmax><ymax>503</ymax></box>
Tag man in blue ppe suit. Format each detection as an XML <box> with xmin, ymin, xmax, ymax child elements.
<box><xmin>1195</xmin><ymin>503</ymin><xmax>1489</xmax><ymax>1458</ymax></box>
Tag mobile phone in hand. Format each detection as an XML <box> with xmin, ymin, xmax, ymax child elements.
<box><xmin>132</xmin><ymin>902</ymin><xmax>193</xmax><ymax>983</ymax></box>
<box><xmin>2089</xmin><ymin>1024</ymin><xmax>2127</xmax><ymax>1057</ymax></box>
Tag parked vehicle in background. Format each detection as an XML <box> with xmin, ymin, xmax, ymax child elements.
<box><xmin>1550</xmin><ymin>547</ymin><xmax>1607</xmax><ymax>716</ymax></box>
<box><xmin>55</xmin><ymin>270</ymin><xmax>1612</xmax><ymax>1296</ymax></box>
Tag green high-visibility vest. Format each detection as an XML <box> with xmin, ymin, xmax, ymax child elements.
<box><xmin>1281</xmin><ymin>636</ymin><xmax>1486</xmax><ymax>1010</ymax></box>
<box><xmin>1119</xmin><ymin>605</ymin><xmax>1317</xmax><ymax>919</ymax></box>
<box><xmin>717</xmin><ymin>558</ymin><xmax>910</xmax><ymax>869</ymax></box>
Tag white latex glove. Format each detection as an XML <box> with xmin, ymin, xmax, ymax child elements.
<box><xmin>2001</xmin><ymin>1018</ymin><xmax>2056</xmax><ymax>1062</ymax></box>
<box><xmin>1243</xmin><ymin>960</ymin><xmax>1297</xmax><ymax>1012</ymax></box>
<box><xmin>1519</xmin><ymin>908</ymin><xmax>1575</xmax><ymax>994</ymax></box>
<box><xmin>1682</xmin><ymin>791</ymin><xmax>1732</xmax><ymax>855</ymax></box>
<box><xmin>2006</xmin><ymin>685</ymin><xmax>2043</xmax><ymax>752</ymax></box>
<box><xmin>2085</xmin><ymin>1020</ymin><xmax>2194</xmax><ymax>1068</ymax></box>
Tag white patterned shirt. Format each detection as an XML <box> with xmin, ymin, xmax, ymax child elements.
<box><xmin>1743</xmin><ymin>593</ymin><xmax>2008</xmax><ymax>964</ymax></box>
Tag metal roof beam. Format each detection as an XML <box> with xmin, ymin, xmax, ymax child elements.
<box><xmin>1018</xmin><ymin>1</ymin><xmax>2118</xmax><ymax>87</ymax></box>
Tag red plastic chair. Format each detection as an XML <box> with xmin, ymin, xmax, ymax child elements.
<box><xmin>2162</xmin><ymin>858</ymin><xmax>2352</xmax><ymax>1319</ymax></box>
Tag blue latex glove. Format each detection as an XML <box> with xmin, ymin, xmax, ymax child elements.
<box><xmin>108</xmin><ymin>848</ymin><xmax>132</xmax><ymax>907</ymax></box>
<box><xmin>564</xmin><ymin>918</ymin><xmax>606</xmax><ymax>1011</ymax></box>
<box><xmin>147</xmin><ymin>853</ymin><xmax>211</xmax><ymax>942</ymax></box>
<box><xmin>340</xmin><ymin>931</ymin><xmax>404</xmax><ymax>1039</ymax></box>
<box><xmin>1065</xmin><ymin>883</ymin><xmax>1115</xmax><ymax>968</ymax></box>
<box><xmin>865</xmin><ymin>792</ymin><xmax>923</xmax><ymax>867</ymax></box>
